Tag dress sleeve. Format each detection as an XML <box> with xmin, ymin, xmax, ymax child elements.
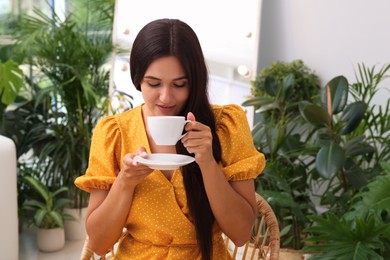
<box><xmin>74</xmin><ymin>116</ymin><xmax>121</xmax><ymax>192</ymax></box>
<box><xmin>216</xmin><ymin>104</ymin><xmax>265</xmax><ymax>181</ymax></box>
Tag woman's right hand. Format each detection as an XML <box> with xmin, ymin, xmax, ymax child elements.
<box><xmin>117</xmin><ymin>146</ymin><xmax>153</xmax><ymax>189</ymax></box>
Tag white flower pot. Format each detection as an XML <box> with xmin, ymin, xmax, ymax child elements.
<box><xmin>64</xmin><ymin>207</ymin><xmax>87</xmax><ymax>241</ymax></box>
<box><xmin>37</xmin><ymin>228</ymin><xmax>65</xmax><ymax>252</ymax></box>
<box><xmin>0</xmin><ymin>135</ymin><xmax>18</xmax><ymax>259</ymax></box>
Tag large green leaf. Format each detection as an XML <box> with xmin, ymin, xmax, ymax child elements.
<box><xmin>304</xmin><ymin>214</ymin><xmax>386</xmax><ymax>260</ymax></box>
<box><xmin>0</xmin><ymin>60</ymin><xmax>24</xmax><ymax>105</ymax></box>
<box><xmin>321</xmin><ymin>75</ymin><xmax>349</xmax><ymax>115</ymax></box>
<box><xmin>281</xmin><ymin>74</ymin><xmax>294</xmax><ymax>101</ymax></box>
<box><xmin>363</xmin><ymin>172</ymin><xmax>390</xmax><ymax>212</ymax></box>
<box><xmin>23</xmin><ymin>176</ymin><xmax>50</xmax><ymax>203</ymax></box>
<box><xmin>261</xmin><ymin>190</ymin><xmax>300</xmax><ymax>209</ymax></box>
<box><xmin>316</xmin><ymin>128</ymin><xmax>332</xmax><ymax>146</ymax></box>
<box><xmin>344</xmin><ymin>159</ymin><xmax>368</xmax><ymax>189</ymax></box>
<box><xmin>241</xmin><ymin>96</ymin><xmax>275</xmax><ymax>107</ymax></box>
<box><xmin>381</xmin><ymin>161</ymin><xmax>390</xmax><ymax>174</ymax></box>
<box><xmin>264</xmin><ymin>75</ymin><xmax>278</xmax><ymax>97</ymax></box>
<box><xmin>316</xmin><ymin>143</ymin><xmax>345</xmax><ymax>179</ymax></box>
<box><xmin>340</xmin><ymin>101</ymin><xmax>367</xmax><ymax>135</ymax></box>
<box><xmin>23</xmin><ymin>200</ymin><xmax>46</xmax><ymax>210</ymax></box>
<box><xmin>301</xmin><ymin>103</ymin><xmax>331</xmax><ymax>127</ymax></box>
<box><xmin>344</xmin><ymin>135</ymin><xmax>375</xmax><ymax>157</ymax></box>
<box><xmin>49</xmin><ymin>211</ymin><xmax>65</xmax><ymax>228</ymax></box>
<box><xmin>34</xmin><ymin>209</ymin><xmax>47</xmax><ymax>228</ymax></box>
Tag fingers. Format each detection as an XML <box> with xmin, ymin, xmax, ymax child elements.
<box><xmin>136</xmin><ymin>146</ymin><xmax>148</xmax><ymax>157</ymax></box>
<box><xmin>186</xmin><ymin>112</ymin><xmax>196</xmax><ymax>122</ymax></box>
<box><xmin>122</xmin><ymin>148</ymin><xmax>150</xmax><ymax>170</ymax></box>
<box><xmin>181</xmin><ymin>118</ymin><xmax>214</xmax><ymax>161</ymax></box>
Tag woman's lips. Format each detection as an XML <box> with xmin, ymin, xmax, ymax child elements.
<box><xmin>157</xmin><ymin>105</ymin><xmax>175</xmax><ymax>113</ymax></box>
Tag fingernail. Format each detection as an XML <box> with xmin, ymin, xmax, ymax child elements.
<box><xmin>142</xmin><ymin>151</ymin><xmax>147</xmax><ymax>156</ymax></box>
<box><xmin>132</xmin><ymin>161</ymin><xmax>137</xmax><ymax>166</ymax></box>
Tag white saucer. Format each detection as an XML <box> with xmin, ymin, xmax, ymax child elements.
<box><xmin>134</xmin><ymin>153</ymin><xmax>195</xmax><ymax>170</ymax></box>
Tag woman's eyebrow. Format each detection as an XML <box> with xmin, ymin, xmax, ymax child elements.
<box><xmin>144</xmin><ymin>76</ymin><xmax>160</xmax><ymax>80</ymax></box>
<box><xmin>144</xmin><ymin>75</ymin><xmax>187</xmax><ymax>81</ymax></box>
<box><xmin>172</xmin><ymin>76</ymin><xmax>188</xmax><ymax>81</ymax></box>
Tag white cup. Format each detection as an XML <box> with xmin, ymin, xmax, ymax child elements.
<box><xmin>147</xmin><ymin>116</ymin><xmax>191</xmax><ymax>146</ymax></box>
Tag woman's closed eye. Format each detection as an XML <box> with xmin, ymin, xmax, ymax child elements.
<box><xmin>173</xmin><ymin>80</ymin><xmax>188</xmax><ymax>88</ymax></box>
<box><xmin>143</xmin><ymin>78</ymin><xmax>188</xmax><ymax>88</ymax></box>
<box><xmin>146</xmin><ymin>80</ymin><xmax>160</xmax><ymax>87</ymax></box>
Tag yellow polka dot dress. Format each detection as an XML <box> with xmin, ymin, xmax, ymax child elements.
<box><xmin>75</xmin><ymin>104</ymin><xmax>265</xmax><ymax>259</ymax></box>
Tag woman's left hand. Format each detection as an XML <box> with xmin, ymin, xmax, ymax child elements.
<box><xmin>181</xmin><ymin>112</ymin><xmax>215</xmax><ymax>165</ymax></box>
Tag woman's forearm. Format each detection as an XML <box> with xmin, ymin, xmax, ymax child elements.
<box><xmin>199</xmin><ymin>161</ymin><xmax>257</xmax><ymax>246</ymax></box>
<box><xmin>86</xmin><ymin>179</ymin><xmax>135</xmax><ymax>256</ymax></box>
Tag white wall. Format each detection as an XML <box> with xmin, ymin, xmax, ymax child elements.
<box><xmin>258</xmin><ymin>0</ymin><xmax>390</xmax><ymax>107</ymax></box>
<box><xmin>112</xmin><ymin>0</ymin><xmax>258</xmax><ymax>121</ymax></box>
<box><xmin>114</xmin><ymin>0</ymin><xmax>259</xmax><ymax>70</ymax></box>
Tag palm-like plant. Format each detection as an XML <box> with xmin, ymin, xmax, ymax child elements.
<box><xmin>303</xmin><ymin>162</ymin><xmax>390</xmax><ymax>259</ymax></box>
<box><xmin>22</xmin><ymin>176</ymin><xmax>72</xmax><ymax>229</ymax></box>
<box><xmin>10</xmin><ymin>6</ymin><xmax>114</xmax><ymax>208</ymax></box>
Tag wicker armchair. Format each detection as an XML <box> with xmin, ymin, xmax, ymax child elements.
<box><xmin>80</xmin><ymin>192</ymin><xmax>280</xmax><ymax>260</ymax></box>
<box><xmin>224</xmin><ymin>192</ymin><xmax>280</xmax><ymax>260</ymax></box>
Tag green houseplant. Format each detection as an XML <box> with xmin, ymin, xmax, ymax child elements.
<box><xmin>243</xmin><ymin>61</ymin><xmax>390</xmax><ymax>254</ymax></box>
<box><xmin>23</xmin><ymin>176</ymin><xmax>71</xmax><ymax>229</ymax></box>
<box><xmin>22</xmin><ymin>175</ymin><xmax>72</xmax><ymax>252</ymax></box>
<box><xmin>0</xmin><ymin>1</ymin><xmax>116</xmax><ymax>241</ymax></box>
<box><xmin>303</xmin><ymin>161</ymin><xmax>390</xmax><ymax>259</ymax></box>
<box><xmin>10</xmin><ymin>6</ymin><xmax>114</xmax><ymax>209</ymax></box>
<box><xmin>243</xmin><ymin>60</ymin><xmax>321</xmax><ymax>249</ymax></box>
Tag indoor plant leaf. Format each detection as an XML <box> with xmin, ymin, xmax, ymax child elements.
<box><xmin>23</xmin><ymin>200</ymin><xmax>46</xmax><ymax>210</ymax></box>
<box><xmin>241</xmin><ymin>96</ymin><xmax>275</xmax><ymax>108</ymax></box>
<box><xmin>316</xmin><ymin>143</ymin><xmax>345</xmax><ymax>179</ymax></box>
<box><xmin>301</xmin><ymin>103</ymin><xmax>331</xmax><ymax>127</ymax></box>
<box><xmin>344</xmin><ymin>159</ymin><xmax>368</xmax><ymax>189</ymax></box>
<box><xmin>281</xmin><ymin>73</ymin><xmax>294</xmax><ymax>101</ymax></box>
<box><xmin>344</xmin><ymin>135</ymin><xmax>375</xmax><ymax>157</ymax></box>
<box><xmin>22</xmin><ymin>176</ymin><xmax>69</xmax><ymax>229</ymax></box>
<box><xmin>0</xmin><ymin>60</ymin><xmax>24</xmax><ymax>105</ymax></box>
<box><xmin>34</xmin><ymin>209</ymin><xmax>47</xmax><ymax>228</ymax></box>
<box><xmin>263</xmin><ymin>75</ymin><xmax>278</xmax><ymax>97</ymax></box>
<box><xmin>363</xmin><ymin>172</ymin><xmax>390</xmax><ymax>212</ymax></box>
<box><xmin>23</xmin><ymin>176</ymin><xmax>50</xmax><ymax>203</ymax></box>
<box><xmin>321</xmin><ymin>75</ymin><xmax>349</xmax><ymax>115</ymax></box>
<box><xmin>340</xmin><ymin>101</ymin><xmax>367</xmax><ymax>135</ymax></box>
<box><xmin>49</xmin><ymin>211</ymin><xmax>65</xmax><ymax>228</ymax></box>
<box><xmin>304</xmin><ymin>214</ymin><xmax>386</xmax><ymax>260</ymax></box>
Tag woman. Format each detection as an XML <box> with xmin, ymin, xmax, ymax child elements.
<box><xmin>75</xmin><ymin>18</ymin><xmax>265</xmax><ymax>260</ymax></box>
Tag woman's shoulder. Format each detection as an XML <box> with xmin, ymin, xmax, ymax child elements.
<box><xmin>114</xmin><ymin>105</ymin><xmax>142</xmax><ymax>123</ymax></box>
<box><xmin>95</xmin><ymin>105</ymin><xmax>142</xmax><ymax>133</ymax></box>
<box><xmin>211</xmin><ymin>104</ymin><xmax>247</xmax><ymax>123</ymax></box>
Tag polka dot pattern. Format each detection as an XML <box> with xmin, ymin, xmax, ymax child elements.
<box><xmin>74</xmin><ymin>104</ymin><xmax>265</xmax><ymax>259</ymax></box>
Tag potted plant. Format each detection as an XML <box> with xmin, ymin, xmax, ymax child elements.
<box><xmin>22</xmin><ymin>175</ymin><xmax>72</xmax><ymax>252</ymax></box>
<box><xmin>243</xmin><ymin>60</ymin><xmax>321</xmax><ymax>251</ymax></box>
<box><xmin>0</xmin><ymin>7</ymin><xmax>114</xmax><ymax>239</ymax></box>
<box><xmin>243</xmin><ymin>61</ymin><xmax>390</xmax><ymax>257</ymax></box>
<box><xmin>5</xmin><ymin>3</ymin><xmax>115</xmax><ymax>241</ymax></box>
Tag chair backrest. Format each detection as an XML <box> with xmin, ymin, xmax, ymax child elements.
<box><xmin>80</xmin><ymin>192</ymin><xmax>280</xmax><ymax>260</ymax></box>
<box><xmin>224</xmin><ymin>192</ymin><xmax>280</xmax><ymax>260</ymax></box>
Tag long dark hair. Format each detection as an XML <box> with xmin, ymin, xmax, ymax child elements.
<box><xmin>130</xmin><ymin>19</ymin><xmax>222</xmax><ymax>260</ymax></box>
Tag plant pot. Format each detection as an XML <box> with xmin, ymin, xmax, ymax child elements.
<box><xmin>36</xmin><ymin>228</ymin><xmax>65</xmax><ymax>252</ymax></box>
<box><xmin>64</xmin><ymin>207</ymin><xmax>87</xmax><ymax>241</ymax></box>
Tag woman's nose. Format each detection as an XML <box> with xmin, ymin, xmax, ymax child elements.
<box><xmin>159</xmin><ymin>86</ymin><xmax>172</xmax><ymax>103</ymax></box>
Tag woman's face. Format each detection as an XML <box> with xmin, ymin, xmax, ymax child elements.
<box><xmin>141</xmin><ymin>56</ymin><xmax>190</xmax><ymax>117</ymax></box>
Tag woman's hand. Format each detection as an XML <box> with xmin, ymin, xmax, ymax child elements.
<box><xmin>117</xmin><ymin>146</ymin><xmax>153</xmax><ymax>189</ymax></box>
<box><xmin>181</xmin><ymin>112</ymin><xmax>215</xmax><ymax>165</ymax></box>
